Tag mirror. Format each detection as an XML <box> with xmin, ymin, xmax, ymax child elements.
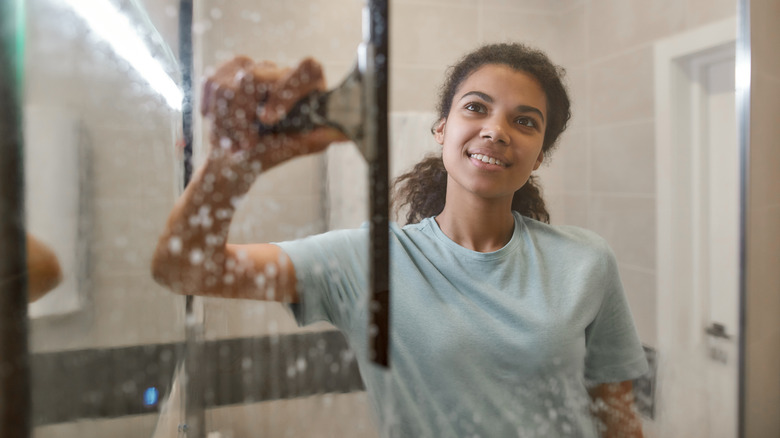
<box><xmin>16</xmin><ymin>0</ymin><xmax>755</xmax><ymax>437</ymax></box>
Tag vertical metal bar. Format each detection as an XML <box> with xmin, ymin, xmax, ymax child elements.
<box><xmin>735</xmin><ymin>0</ymin><xmax>750</xmax><ymax>436</ymax></box>
<box><xmin>366</xmin><ymin>0</ymin><xmax>390</xmax><ymax>367</ymax></box>
<box><xmin>180</xmin><ymin>0</ymin><xmax>194</xmax><ymax>189</ymax></box>
<box><xmin>178</xmin><ymin>1</ymin><xmax>204</xmax><ymax>437</ymax></box>
<box><xmin>0</xmin><ymin>0</ymin><xmax>31</xmax><ymax>437</ymax></box>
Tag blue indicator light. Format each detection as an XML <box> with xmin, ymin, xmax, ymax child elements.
<box><xmin>143</xmin><ymin>387</ymin><xmax>159</xmax><ymax>406</ymax></box>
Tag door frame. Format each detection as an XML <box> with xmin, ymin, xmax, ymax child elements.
<box><xmin>654</xmin><ymin>17</ymin><xmax>738</xmax><ymax>437</ymax></box>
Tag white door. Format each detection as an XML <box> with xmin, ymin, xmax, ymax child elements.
<box><xmin>654</xmin><ymin>19</ymin><xmax>739</xmax><ymax>438</ymax></box>
<box><xmin>700</xmin><ymin>55</ymin><xmax>739</xmax><ymax>438</ymax></box>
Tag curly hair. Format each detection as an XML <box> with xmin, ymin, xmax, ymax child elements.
<box><xmin>393</xmin><ymin>43</ymin><xmax>571</xmax><ymax>224</ymax></box>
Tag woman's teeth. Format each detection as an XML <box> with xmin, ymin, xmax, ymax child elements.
<box><xmin>470</xmin><ymin>153</ymin><xmax>506</xmax><ymax>167</ymax></box>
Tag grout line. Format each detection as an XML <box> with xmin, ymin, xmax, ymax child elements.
<box><xmin>586</xmin><ymin>41</ymin><xmax>656</xmax><ymax>66</ymax></box>
<box><xmin>589</xmin><ymin>117</ymin><xmax>656</xmax><ymax>131</ymax></box>
<box><xmin>588</xmin><ymin>192</ymin><xmax>656</xmax><ymax>199</ymax></box>
<box><xmin>617</xmin><ymin>263</ymin><xmax>656</xmax><ymax>275</ymax></box>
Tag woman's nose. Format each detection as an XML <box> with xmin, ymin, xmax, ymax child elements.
<box><xmin>480</xmin><ymin>118</ymin><xmax>510</xmax><ymax>144</ymax></box>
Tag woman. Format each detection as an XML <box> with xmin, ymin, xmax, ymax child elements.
<box><xmin>152</xmin><ymin>43</ymin><xmax>648</xmax><ymax>437</ymax></box>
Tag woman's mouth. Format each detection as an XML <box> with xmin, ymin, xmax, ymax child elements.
<box><xmin>469</xmin><ymin>153</ymin><xmax>508</xmax><ymax>167</ymax></box>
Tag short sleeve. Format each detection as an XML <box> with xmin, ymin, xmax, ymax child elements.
<box><xmin>274</xmin><ymin>228</ymin><xmax>369</xmax><ymax>332</ymax></box>
<box><xmin>583</xmin><ymin>244</ymin><xmax>649</xmax><ymax>383</ymax></box>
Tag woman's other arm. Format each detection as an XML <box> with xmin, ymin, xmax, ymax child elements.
<box><xmin>588</xmin><ymin>381</ymin><xmax>644</xmax><ymax>438</ymax></box>
<box><xmin>26</xmin><ymin>233</ymin><xmax>63</xmax><ymax>302</ymax></box>
<box><xmin>151</xmin><ymin>57</ymin><xmax>345</xmax><ymax>302</ymax></box>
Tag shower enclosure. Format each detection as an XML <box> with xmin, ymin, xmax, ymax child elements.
<box><xmin>2</xmin><ymin>0</ymin><xmax>778</xmax><ymax>437</ymax></box>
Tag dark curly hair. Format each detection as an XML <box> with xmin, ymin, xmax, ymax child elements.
<box><xmin>393</xmin><ymin>43</ymin><xmax>571</xmax><ymax>224</ymax></box>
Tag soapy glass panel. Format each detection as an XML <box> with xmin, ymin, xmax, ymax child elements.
<box><xmin>24</xmin><ymin>0</ymin><xmax>184</xmax><ymax>436</ymax></box>
<box><xmin>191</xmin><ymin>1</ymin><xmax>379</xmax><ymax>436</ymax></box>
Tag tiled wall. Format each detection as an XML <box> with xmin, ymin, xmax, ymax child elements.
<box><xmin>543</xmin><ymin>0</ymin><xmax>737</xmax><ymax>350</ymax></box>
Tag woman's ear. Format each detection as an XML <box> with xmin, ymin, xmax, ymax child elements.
<box><xmin>433</xmin><ymin>118</ymin><xmax>446</xmax><ymax>145</ymax></box>
<box><xmin>533</xmin><ymin>149</ymin><xmax>544</xmax><ymax>170</ymax></box>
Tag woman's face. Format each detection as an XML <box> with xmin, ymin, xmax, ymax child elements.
<box><xmin>434</xmin><ymin>64</ymin><xmax>547</xmax><ymax>206</ymax></box>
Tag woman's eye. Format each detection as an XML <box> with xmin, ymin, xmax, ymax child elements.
<box><xmin>515</xmin><ymin>117</ymin><xmax>537</xmax><ymax>128</ymax></box>
<box><xmin>464</xmin><ymin>102</ymin><xmax>486</xmax><ymax>113</ymax></box>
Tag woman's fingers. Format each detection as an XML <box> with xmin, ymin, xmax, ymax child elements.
<box><xmin>259</xmin><ymin>57</ymin><xmax>327</xmax><ymax>125</ymax></box>
<box><xmin>249</xmin><ymin>127</ymin><xmax>348</xmax><ymax>169</ymax></box>
<box><xmin>201</xmin><ymin>56</ymin><xmax>344</xmax><ymax>169</ymax></box>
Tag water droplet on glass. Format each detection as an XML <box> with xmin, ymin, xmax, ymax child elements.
<box><xmin>189</xmin><ymin>249</ymin><xmax>205</xmax><ymax>265</ymax></box>
<box><xmin>168</xmin><ymin>236</ymin><xmax>182</xmax><ymax>254</ymax></box>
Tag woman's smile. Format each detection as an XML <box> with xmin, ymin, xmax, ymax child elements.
<box><xmin>468</xmin><ymin>152</ymin><xmax>509</xmax><ymax>169</ymax></box>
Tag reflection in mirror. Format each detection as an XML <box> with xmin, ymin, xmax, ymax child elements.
<box><xmin>24</xmin><ymin>0</ymin><xmax>184</xmax><ymax>435</ymax></box>
<box><xmin>16</xmin><ymin>0</ymin><xmax>750</xmax><ymax>437</ymax></box>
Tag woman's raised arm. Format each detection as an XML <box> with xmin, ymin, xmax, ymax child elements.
<box><xmin>151</xmin><ymin>56</ymin><xmax>346</xmax><ymax>301</ymax></box>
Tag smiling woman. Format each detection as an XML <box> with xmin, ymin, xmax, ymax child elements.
<box><xmin>151</xmin><ymin>42</ymin><xmax>648</xmax><ymax>437</ymax></box>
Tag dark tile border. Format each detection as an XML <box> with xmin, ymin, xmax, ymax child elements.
<box><xmin>31</xmin><ymin>330</ymin><xmax>363</xmax><ymax>426</ymax></box>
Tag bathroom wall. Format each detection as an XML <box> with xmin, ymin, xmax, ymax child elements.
<box><xmin>542</xmin><ymin>0</ymin><xmax>737</xmax><ymax>352</ymax></box>
<box><xmin>743</xmin><ymin>0</ymin><xmax>780</xmax><ymax>435</ymax></box>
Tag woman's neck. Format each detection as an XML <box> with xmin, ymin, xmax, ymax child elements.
<box><xmin>435</xmin><ymin>195</ymin><xmax>515</xmax><ymax>253</ymax></box>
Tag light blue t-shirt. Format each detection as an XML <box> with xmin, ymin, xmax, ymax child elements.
<box><xmin>277</xmin><ymin>212</ymin><xmax>648</xmax><ymax>438</ymax></box>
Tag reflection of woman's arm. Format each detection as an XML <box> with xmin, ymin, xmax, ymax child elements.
<box><xmin>26</xmin><ymin>233</ymin><xmax>63</xmax><ymax>302</ymax></box>
<box><xmin>151</xmin><ymin>57</ymin><xmax>345</xmax><ymax>302</ymax></box>
<box><xmin>588</xmin><ymin>381</ymin><xmax>644</xmax><ymax>437</ymax></box>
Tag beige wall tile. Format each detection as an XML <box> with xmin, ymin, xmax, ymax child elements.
<box><xmin>684</xmin><ymin>0</ymin><xmax>738</xmax><ymax>30</ymax></box>
<box><xmin>556</xmin><ymin>128</ymin><xmax>590</xmax><ymax>193</ymax></box>
<box><xmin>589</xmin><ymin>195</ymin><xmax>656</xmax><ymax>270</ymax></box>
<box><xmin>88</xmin><ymin>127</ymin><xmax>178</xmax><ymax>201</ymax></box>
<box><xmin>482</xmin><ymin>0</ymin><xmax>580</xmax><ymax>13</ymax></box>
<box><xmin>744</xmin><ymin>3</ymin><xmax>780</xmax><ymax>430</ymax></box>
<box><xmin>199</xmin><ymin>0</ymin><xmax>363</xmax><ymax>69</ymax></box>
<box><xmin>390</xmin><ymin>66</ymin><xmax>445</xmax><ymax>112</ymax></box>
<box><xmin>589</xmin><ymin>120</ymin><xmax>655</xmax><ymax>194</ymax></box>
<box><xmin>390</xmin><ymin>2</ymin><xmax>482</xmax><ymax>67</ymax></box>
<box><xmin>552</xmin><ymin>5</ymin><xmax>588</xmax><ymax>67</ymax></box>
<box><xmin>588</xmin><ymin>47</ymin><xmax>654</xmax><ymax>126</ymax></box>
<box><xmin>587</xmin><ymin>0</ymin><xmax>686</xmax><ymax>60</ymax></box>
<box><xmin>481</xmin><ymin>9</ymin><xmax>559</xmax><ymax>57</ymax></box>
<box><xmin>230</xmin><ymin>194</ymin><xmax>326</xmax><ymax>244</ymax></box>
<box><xmin>542</xmin><ymin>192</ymin><xmax>566</xmax><ymax>222</ymax></box>
<box><xmin>748</xmin><ymin>74</ymin><xmax>780</xmax><ymax>208</ymax></box>
<box><xmin>563</xmin><ymin>66</ymin><xmax>589</xmax><ymax>133</ymax></box>
<box><xmin>30</xmin><ymin>272</ymin><xmax>185</xmax><ymax>353</ymax></box>
<box><xmin>249</xmin><ymin>155</ymin><xmax>325</xmax><ymax>198</ymax></box>
<box><xmin>91</xmin><ymin>273</ymin><xmax>185</xmax><ymax>348</ymax></box>
<box><xmin>202</xmin><ymin>298</ymin><xmax>334</xmax><ymax>339</ymax></box>
<box><xmin>560</xmin><ymin>194</ymin><xmax>591</xmax><ymax>228</ymax></box>
<box><xmin>91</xmin><ymin>198</ymin><xmax>174</xmax><ymax>276</ymax></box>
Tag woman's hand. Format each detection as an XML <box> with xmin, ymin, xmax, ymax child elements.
<box><xmin>201</xmin><ymin>56</ymin><xmax>347</xmax><ymax>172</ymax></box>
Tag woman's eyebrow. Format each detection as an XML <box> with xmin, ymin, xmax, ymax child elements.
<box><xmin>460</xmin><ymin>90</ymin><xmax>493</xmax><ymax>103</ymax></box>
<box><xmin>459</xmin><ymin>91</ymin><xmax>545</xmax><ymax>123</ymax></box>
<box><xmin>516</xmin><ymin>105</ymin><xmax>545</xmax><ymax>123</ymax></box>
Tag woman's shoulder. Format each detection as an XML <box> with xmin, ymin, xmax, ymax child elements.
<box><xmin>517</xmin><ymin>214</ymin><xmax>613</xmax><ymax>257</ymax></box>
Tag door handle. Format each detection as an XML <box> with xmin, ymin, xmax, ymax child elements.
<box><xmin>705</xmin><ymin>322</ymin><xmax>732</xmax><ymax>340</ymax></box>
